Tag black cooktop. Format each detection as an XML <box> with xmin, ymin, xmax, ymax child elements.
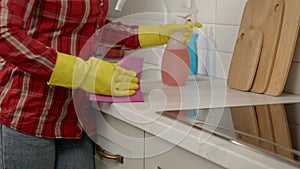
<box><xmin>159</xmin><ymin>103</ymin><xmax>300</xmax><ymax>166</ymax></box>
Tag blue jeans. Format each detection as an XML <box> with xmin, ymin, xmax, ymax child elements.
<box><xmin>0</xmin><ymin>125</ymin><xmax>94</xmax><ymax>169</ymax></box>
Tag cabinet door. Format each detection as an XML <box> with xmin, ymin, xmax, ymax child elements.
<box><xmin>95</xmin><ymin>113</ymin><xmax>144</xmax><ymax>169</ymax></box>
<box><xmin>95</xmin><ymin>154</ymin><xmax>114</xmax><ymax>169</ymax></box>
<box><xmin>145</xmin><ymin>133</ymin><xmax>224</xmax><ymax>169</ymax></box>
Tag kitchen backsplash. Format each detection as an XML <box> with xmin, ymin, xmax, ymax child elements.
<box><xmin>107</xmin><ymin>0</ymin><xmax>248</xmax><ymax>79</ymax></box>
<box><xmin>107</xmin><ymin>0</ymin><xmax>300</xmax><ymax>83</ymax></box>
<box><xmin>197</xmin><ymin>0</ymin><xmax>300</xmax><ymax>85</ymax></box>
<box><xmin>196</xmin><ymin>0</ymin><xmax>247</xmax><ymax>78</ymax></box>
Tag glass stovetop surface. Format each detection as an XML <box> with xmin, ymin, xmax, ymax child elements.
<box><xmin>159</xmin><ymin>103</ymin><xmax>300</xmax><ymax>166</ymax></box>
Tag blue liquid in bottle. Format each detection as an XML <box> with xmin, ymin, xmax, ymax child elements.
<box><xmin>187</xmin><ymin>33</ymin><xmax>199</xmax><ymax>75</ymax></box>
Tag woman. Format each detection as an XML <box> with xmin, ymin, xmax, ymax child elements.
<box><xmin>0</xmin><ymin>0</ymin><xmax>194</xmax><ymax>168</ymax></box>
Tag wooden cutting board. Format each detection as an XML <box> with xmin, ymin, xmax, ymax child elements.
<box><xmin>228</xmin><ymin>0</ymin><xmax>285</xmax><ymax>93</ymax></box>
<box><xmin>265</xmin><ymin>0</ymin><xmax>300</xmax><ymax>96</ymax></box>
<box><xmin>247</xmin><ymin>0</ymin><xmax>285</xmax><ymax>93</ymax></box>
<box><xmin>255</xmin><ymin>105</ymin><xmax>276</xmax><ymax>153</ymax></box>
<box><xmin>268</xmin><ymin>104</ymin><xmax>294</xmax><ymax>159</ymax></box>
<box><xmin>227</xmin><ymin>29</ymin><xmax>263</xmax><ymax>91</ymax></box>
<box><xmin>231</xmin><ymin>106</ymin><xmax>260</xmax><ymax>146</ymax></box>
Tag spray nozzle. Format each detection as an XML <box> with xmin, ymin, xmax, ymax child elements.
<box><xmin>187</xmin><ymin>19</ymin><xmax>202</xmax><ymax>28</ymax></box>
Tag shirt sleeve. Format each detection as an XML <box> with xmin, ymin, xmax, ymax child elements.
<box><xmin>0</xmin><ymin>0</ymin><xmax>57</xmax><ymax>81</ymax></box>
<box><xmin>100</xmin><ymin>20</ymin><xmax>141</xmax><ymax>50</ymax></box>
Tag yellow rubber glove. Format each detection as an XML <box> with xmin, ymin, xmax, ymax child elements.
<box><xmin>138</xmin><ymin>21</ymin><xmax>202</xmax><ymax>48</ymax></box>
<box><xmin>48</xmin><ymin>52</ymin><xmax>139</xmax><ymax>96</ymax></box>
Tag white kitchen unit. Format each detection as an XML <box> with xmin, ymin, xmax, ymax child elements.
<box><xmin>94</xmin><ymin>114</ymin><xmax>225</xmax><ymax>169</ymax></box>
<box><xmin>92</xmin><ymin>76</ymin><xmax>300</xmax><ymax>169</ymax></box>
<box><xmin>94</xmin><ymin>113</ymin><xmax>144</xmax><ymax>169</ymax></box>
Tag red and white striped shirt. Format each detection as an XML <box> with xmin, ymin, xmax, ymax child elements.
<box><xmin>0</xmin><ymin>0</ymin><xmax>140</xmax><ymax>138</ymax></box>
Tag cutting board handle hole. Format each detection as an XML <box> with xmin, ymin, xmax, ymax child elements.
<box><xmin>274</xmin><ymin>4</ymin><xmax>280</xmax><ymax>11</ymax></box>
<box><xmin>240</xmin><ymin>32</ymin><xmax>245</xmax><ymax>40</ymax></box>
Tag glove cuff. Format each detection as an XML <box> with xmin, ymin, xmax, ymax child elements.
<box><xmin>48</xmin><ymin>52</ymin><xmax>86</xmax><ymax>89</ymax></box>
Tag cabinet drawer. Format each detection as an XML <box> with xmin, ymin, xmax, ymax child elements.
<box><xmin>95</xmin><ymin>151</ymin><xmax>143</xmax><ymax>169</ymax></box>
<box><xmin>95</xmin><ymin>113</ymin><xmax>144</xmax><ymax>169</ymax></box>
<box><xmin>95</xmin><ymin>112</ymin><xmax>144</xmax><ymax>158</ymax></box>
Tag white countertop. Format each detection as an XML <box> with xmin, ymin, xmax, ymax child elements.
<box><xmin>111</xmin><ymin>76</ymin><xmax>300</xmax><ymax>111</ymax></box>
<box><xmin>96</xmin><ymin>76</ymin><xmax>300</xmax><ymax>169</ymax></box>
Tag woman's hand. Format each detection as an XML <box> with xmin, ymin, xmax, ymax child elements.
<box><xmin>138</xmin><ymin>21</ymin><xmax>202</xmax><ymax>48</ymax></box>
<box><xmin>48</xmin><ymin>52</ymin><xmax>139</xmax><ymax>96</ymax></box>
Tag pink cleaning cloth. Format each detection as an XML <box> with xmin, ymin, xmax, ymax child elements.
<box><xmin>89</xmin><ymin>56</ymin><xmax>144</xmax><ymax>103</ymax></box>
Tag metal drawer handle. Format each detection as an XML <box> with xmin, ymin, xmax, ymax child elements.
<box><xmin>96</xmin><ymin>146</ymin><xmax>124</xmax><ymax>164</ymax></box>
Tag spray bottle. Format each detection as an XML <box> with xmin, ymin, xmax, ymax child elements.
<box><xmin>161</xmin><ymin>20</ymin><xmax>202</xmax><ymax>86</ymax></box>
<box><xmin>161</xmin><ymin>30</ymin><xmax>190</xmax><ymax>86</ymax></box>
<box><xmin>187</xmin><ymin>0</ymin><xmax>200</xmax><ymax>76</ymax></box>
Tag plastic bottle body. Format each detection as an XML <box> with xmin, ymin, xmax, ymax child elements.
<box><xmin>161</xmin><ymin>35</ymin><xmax>190</xmax><ymax>86</ymax></box>
<box><xmin>187</xmin><ymin>33</ymin><xmax>199</xmax><ymax>75</ymax></box>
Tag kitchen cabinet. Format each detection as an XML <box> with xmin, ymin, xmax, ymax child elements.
<box><xmin>94</xmin><ymin>77</ymin><xmax>300</xmax><ymax>168</ymax></box>
<box><xmin>94</xmin><ymin>113</ymin><xmax>144</xmax><ymax>169</ymax></box>
<box><xmin>144</xmin><ymin>133</ymin><xmax>224</xmax><ymax>169</ymax></box>
<box><xmin>94</xmin><ymin>113</ymin><xmax>225</xmax><ymax>169</ymax></box>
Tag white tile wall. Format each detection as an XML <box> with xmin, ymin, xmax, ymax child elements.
<box><xmin>195</xmin><ymin>0</ymin><xmax>247</xmax><ymax>78</ymax></box>
<box><xmin>108</xmin><ymin>0</ymin><xmax>194</xmax><ymax>19</ymax></box>
<box><xmin>107</xmin><ymin>0</ymin><xmax>248</xmax><ymax>79</ymax></box>
<box><xmin>215</xmin><ymin>0</ymin><xmax>247</xmax><ymax>25</ymax></box>
<box><xmin>215</xmin><ymin>25</ymin><xmax>239</xmax><ymax>53</ymax></box>
<box><xmin>293</xmin><ymin>31</ymin><xmax>300</xmax><ymax>63</ymax></box>
<box><xmin>108</xmin><ymin>0</ymin><xmax>198</xmax><ymax>80</ymax></box>
<box><xmin>215</xmin><ymin>52</ymin><xmax>232</xmax><ymax>78</ymax></box>
<box><xmin>107</xmin><ymin>0</ymin><xmax>300</xmax><ymax>82</ymax></box>
<box><xmin>284</xmin><ymin>62</ymin><xmax>300</xmax><ymax>95</ymax></box>
<box><xmin>194</xmin><ymin>0</ymin><xmax>216</xmax><ymax>23</ymax></box>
